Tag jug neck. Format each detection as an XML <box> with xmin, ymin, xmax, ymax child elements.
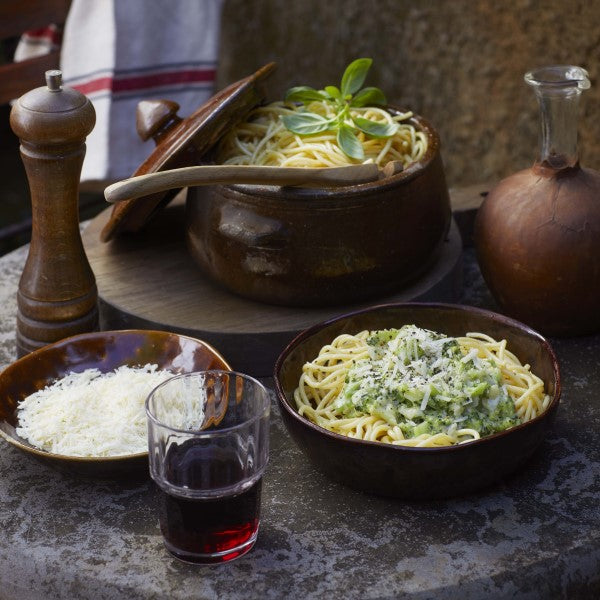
<box><xmin>525</xmin><ymin>66</ymin><xmax>590</xmax><ymax>170</ymax></box>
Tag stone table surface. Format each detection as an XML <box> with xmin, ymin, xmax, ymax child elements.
<box><xmin>0</xmin><ymin>244</ymin><xmax>599</xmax><ymax>600</ymax></box>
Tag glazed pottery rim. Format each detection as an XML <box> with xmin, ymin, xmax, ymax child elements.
<box><xmin>220</xmin><ymin>108</ymin><xmax>440</xmax><ymax>200</ymax></box>
<box><xmin>0</xmin><ymin>329</ymin><xmax>232</xmax><ymax>464</ymax></box>
<box><xmin>273</xmin><ymin>301</ymin><xmax>561</xmax><ymax>454</ymax></box>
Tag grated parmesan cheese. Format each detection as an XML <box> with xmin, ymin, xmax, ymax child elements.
<box><xmin>16</xmin><ymin>364</ymin><xmax>175</xmax><ymax>457</ymax></box>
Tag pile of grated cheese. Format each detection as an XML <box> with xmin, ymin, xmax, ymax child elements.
<box><xmin>16</xmin><ymin>364</ymin><xmax>175</xmax><ymax>457</ymax></box>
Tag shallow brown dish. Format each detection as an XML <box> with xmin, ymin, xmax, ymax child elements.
<box><xmin>0</xmin><ymin>330</ymin><xmax>231</xmax><ymax>478</ymax></box>
<box><xmin>274</xmin><ymin>303</ymin><xmax>561</xmax><ymax>499</ymax></box>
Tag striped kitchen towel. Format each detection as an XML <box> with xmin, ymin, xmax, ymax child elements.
<box><xmin>17</xmin><ymin>0</ymin><xmax>223</xmax><ymax>183</ymax></box>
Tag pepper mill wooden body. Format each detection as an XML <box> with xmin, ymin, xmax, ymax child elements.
<box><xmin>10</xmin><ymin>70</ymin><xmax>98</xmax><ymax>356</ymax></box>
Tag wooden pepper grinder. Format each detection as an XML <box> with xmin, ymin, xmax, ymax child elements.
<box><xmin>10</xmin><ymin>70</ymin><xmax>98</xmax><ymax>356</ymax></box>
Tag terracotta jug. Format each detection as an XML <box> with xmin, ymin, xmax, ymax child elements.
<box><xmin>475</xmin><ymin>65</ymin><xmax>600</xmax><ymax>336</ymax></box>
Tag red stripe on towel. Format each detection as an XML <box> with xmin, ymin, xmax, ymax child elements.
<box><xmin>72</xmin><ymin>68</ymin><xmax>217</xmax><ymax>96</ymax></box>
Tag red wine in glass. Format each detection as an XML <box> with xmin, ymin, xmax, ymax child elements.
<box><xmin>158</xmin><ymin>439</ymin><xmax>262</xmax><ymax>564</ymax></box>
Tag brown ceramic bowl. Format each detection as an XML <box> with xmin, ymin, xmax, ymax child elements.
<box><xmin>186</xmin><ymin>109</ymin><xmax>451</xmax><ymax>307</ymax></box>
<box><xmin>0</xmin><ymin>330</ymin><xmax>231</xmax><ymax>478</ymax></box>
<box><xmin>274</xmin><ymin>303</ymin><xmax>561</xmax><ymax>499</ymax></box>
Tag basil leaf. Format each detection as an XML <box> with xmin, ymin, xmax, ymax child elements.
<box><xmin>281</xmin><ymin>112</ymin><xmax>332</xmax><ymax>135</ymax></box>
<box><xmin>352</xmin><ymin>117</ymin><xmax>399</xmax><ymax>139</ymax></box>
<box><xmin>324</xmin><ymin>85</ymin><xmax>341</xmax><ymax>101</ymax></box>
<box><xmin>350</xmin><ymin>87</ymin><xmax>387</xmax><ymax>108</ymax></box>
<box><xmin>285</xmin><ymin>86</ymin><xmax>328</xmax><ymax>104</ymax></box>
<box><xmin>337</xmin><ymin>124</ymin><xmax>364</xmax><ymax>160</ymax></box>
<box><xmin>340</xmin><ymin>58</ymin><xmax>372</xmax><ymax>98</ymax></box>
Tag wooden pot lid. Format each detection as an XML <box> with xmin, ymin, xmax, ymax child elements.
<box><xmin>100</xmin><ymin>62</ymin><xmax>276</xmax><ymax>242</ymax></box>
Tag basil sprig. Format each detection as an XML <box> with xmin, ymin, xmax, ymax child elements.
<box><xmin>281</xmin><ymin>58</ymin><xmax>398</xmax><ymax>161</ymax></box>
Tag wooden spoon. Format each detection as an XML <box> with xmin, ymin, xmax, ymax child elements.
<box><xmin>104</xmin><ymin>161</ymin><xmax>403</xmax><ymax>204</ymax></box>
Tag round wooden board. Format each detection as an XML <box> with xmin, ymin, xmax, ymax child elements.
<box><xmin>82</xmin><ymin>195</ymin><xmax>463</xmax><ymax>376</ymax></box>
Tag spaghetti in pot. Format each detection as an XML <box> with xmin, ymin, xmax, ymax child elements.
<box><xmin>293</xmin><ymin>326</ymin><xmax>550</xmax><ymax>448</ymax></box>
<box><xmin>217</xmin><ymin>101</ymin><xmax>428</xmax><ymax>168</ymax></box>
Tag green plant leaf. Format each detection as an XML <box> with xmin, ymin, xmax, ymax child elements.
<box><xmin>281</xmin><ymin>112</ymin><xmax>332</xmax><ymax>134</ymax></box>
<box><xmin>340</xmin><ymin>58</ymin><xmax>373</xmax><ymax>98</ymax></box>
<box><xmin>324</xmin><ymin>85</ymin><xmax>342</xmax><ymax>101</ymax></box>
<box><xmin>352</xmin><ymin>117</ymin><xmax>399</xmax><ymax>138</ymax></box>
<box><xmin>285</xmin><ymin>86</ymin><xmax>328</xmax><ymax>104</ymax></box>
<box><xmin>337</xmin><ymin>124</ymin><xmax>364</xmax><ymax>160</ymax></box>
<box><xmin>281</xmin><ymin>58</ymin><xmax>395</xmax><ymax>156</ymax></box>
<box><xmin>350</xmin><ymin>87</ymin><xmax>387</xmax><ymax>108</ymax></box>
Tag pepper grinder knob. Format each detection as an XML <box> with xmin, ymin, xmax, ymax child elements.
<box><xmin>10</xmin><ymin>70</ymin><xmax>98</xmax><ymax>356</ymax></box>
<box><xmin>45</xmin><ymin>69</ymin><xmax>63</xmax><ymax>91</ymax></box>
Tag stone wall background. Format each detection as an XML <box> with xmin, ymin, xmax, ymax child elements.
<box><xmin>216</xmin><ymin>0</ymin><xmax>600</xmax><ymax>187</ymax></box>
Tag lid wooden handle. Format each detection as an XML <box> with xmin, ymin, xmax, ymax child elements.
<box><xmin>136</xmin><ymin>99</ymin><xmax>182</xmax><ymax>143</ymax></box>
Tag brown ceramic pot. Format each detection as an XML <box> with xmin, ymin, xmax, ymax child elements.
<box><xmin>101</xmin><ymin>66</ymin><xmax>451</xmax><ymax>308</ymax></box>
<box><xmin>185</xmin><ymin>111</ymin><xmax>451</xmax><ymax>307</ymax></box>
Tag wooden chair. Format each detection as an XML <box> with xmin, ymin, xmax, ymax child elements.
<box><xmin>0</xmin><ymin>0</ymin><xmax>74</xmax><ymax>254</ymax></box>
<box><xmin>0</xmin><ymin>0</ymin><xmax>71</xmax><ymax>105</ymax></box>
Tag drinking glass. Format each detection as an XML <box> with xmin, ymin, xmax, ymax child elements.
<box><xmin>146</xmin><ymin>370</ymin><xmax>270</xmax><ymax>564</ymax></box>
